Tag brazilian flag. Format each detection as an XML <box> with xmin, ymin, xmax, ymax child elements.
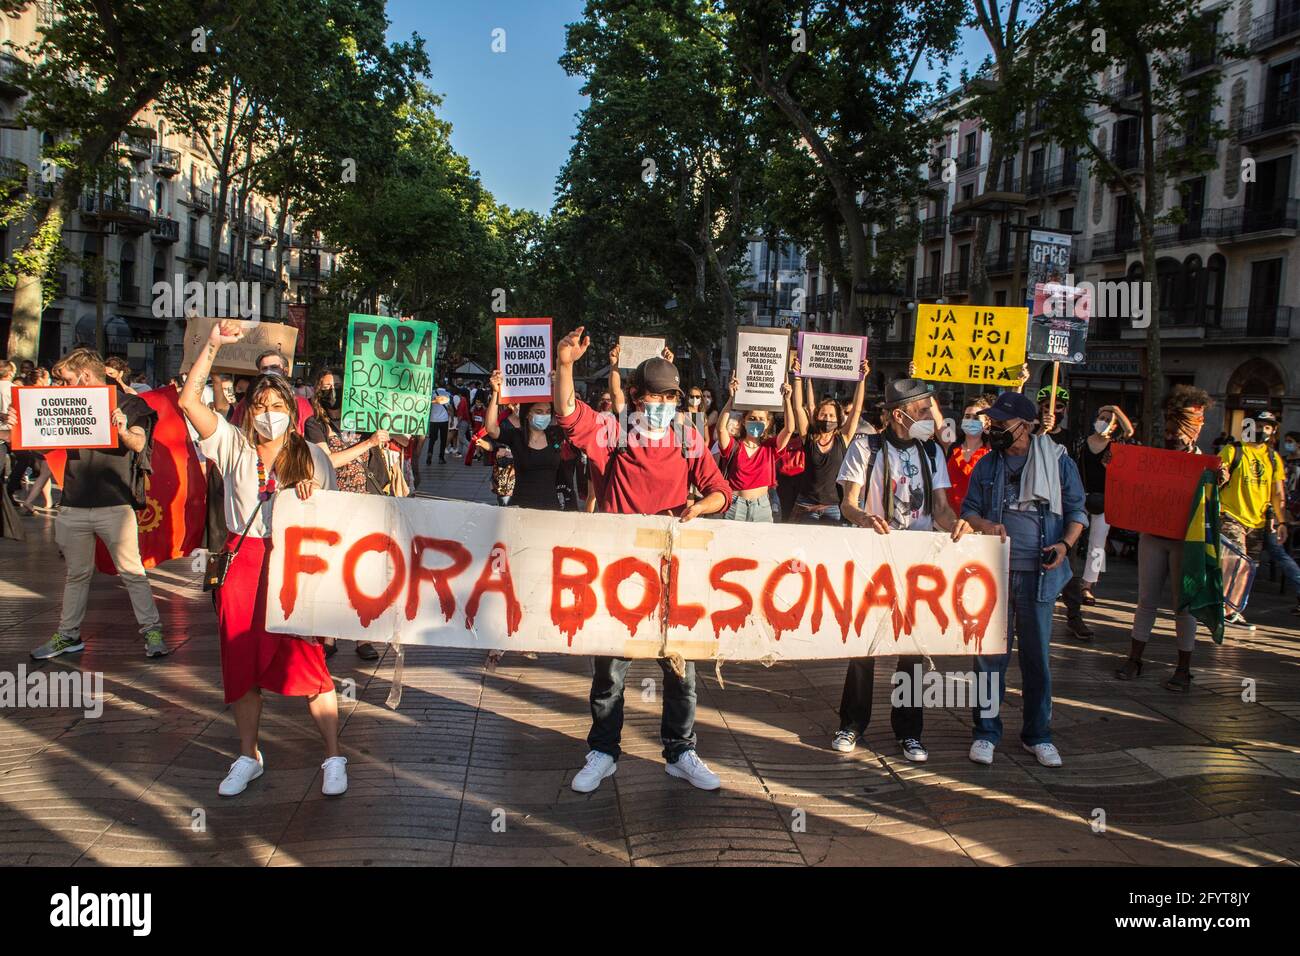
<box><xmin>1178</xmin><ymin>469</ymin><xmax>1224</xmax><ymax>644</ymax></box>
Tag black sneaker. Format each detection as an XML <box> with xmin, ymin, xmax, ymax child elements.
<box><xmin>1067</xmin><ymin>617</ymin><xmax>1093</xmax><ymax>641</ymax></box>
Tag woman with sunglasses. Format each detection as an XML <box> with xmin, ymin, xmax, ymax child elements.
<box><xmin>179</xmin><ymin>320</ymin><xmax>347</xmax><ymax>799</ymax></box>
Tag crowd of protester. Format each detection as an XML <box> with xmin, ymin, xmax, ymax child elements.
<box><xmin>2</xmin><ymin>323</ymin><xmax>1297</xmax><ymax>801</ymax></box>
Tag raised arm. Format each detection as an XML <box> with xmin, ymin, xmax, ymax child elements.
<box><xmin>717</xmin><ymin>371</ymin><xmax>738</xmax><ymax>453</ymax></box>
<box><xmin>608</xmin><ymin>343</ymin><xmax>626</xmax><ymax>415</ymax></box>
<box><xmin>790</xmin><ymin>355</ymin><xmax>810</xmax><ymax>436</ymax></box>
<box><xmin>553</xmin><ymin>326</ymin><xmax>589</xmax><ymax>419</ymax></box>
<box><xmin>179</xmin><ymin>321</ymin><xmax>239</xmax><ymax>441</ymax></box>
<box><xmin>775</xmin><ymin>382</ymin><xmax>796</xmax><ymax>451</ymax></box>
<box><xmin>485</xmin><ymin>369</ymin><xmax>503</xmax><ymax>439</ymax></box>
<box><xmin>841</xmin><ymin>359</ymin><xmax>869</xmax><ymax>439</ymax></box>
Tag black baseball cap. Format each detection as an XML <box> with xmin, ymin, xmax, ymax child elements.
<box><xmin>631</xmin><ymin>357</ymin><xmax>681</xmax><ymax>397</ymax></box>
<box><xmin>986</xmin><ymin>391</ymin><xmax>1039</xmax><ymax>422</ymax></box>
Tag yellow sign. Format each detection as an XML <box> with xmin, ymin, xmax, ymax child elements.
<box><xmin>912</xmin><ymin>304</ymin><xmax>1028</xmax><ymax>386</ymax></box>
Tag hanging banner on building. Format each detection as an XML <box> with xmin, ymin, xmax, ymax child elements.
<box><xmin>266</xmin><ymin>492</ymin><xmax>1009</xmax><ymax>660</ymax></box>
<box><xmin>286</xmin><ymin>304</ymin><xmax>308</xmax><ymax>357</ymax></box>
<box><xmin>911</xmin><ymin>304</ymin><xmax>1027</xmax><ymax>386</ymax></box>
<box><xmin>734</xmin><ymin>326</ymin><xmax>791</xmax><ymax>410</ymax></box>
<box><xmin>340</xmin><ymin>313</ymin><xmax>439</xmax><ymax>436</ymax></box>
<box><xmin>496</xmin><ymin>317</ymin><xmax>553</xmax><ymax>404</ymax></box>
<box><xmin>1104</xmin><ymin>443</ymin><xmax>1224</xmax><ymax>539</ymax></box>
<box><xmin>9</xmin><ymin>386</ymin><xmax>118</xmax><ymax>451</ymax></box>
<box><xmin>797</xmin><ymin>331</ymin><xmax>868</xmax><ymax>382</ymax></box>
<box><xmin>180</xmin><ymin>318</ymin><xmax>298</xmax><ymax>376</ymax></box>
<box><xmin>617</xmin><ymin>335</ymin><xmax>667</xmax><ymax>370</ymax></box>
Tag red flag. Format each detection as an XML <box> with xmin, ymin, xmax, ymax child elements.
<box><xmin>46</xmin><ymin>387</ymin><xmax>206</xmax><ymax>574</ymax></box>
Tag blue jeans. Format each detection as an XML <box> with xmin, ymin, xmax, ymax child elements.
<box><xmin>1264</xmin><ymin>529</ymin><xmax>1300</xmax><ymax>599</ymax></box>
<box><xmin>973</xmin><ymin>570</ymin><xmax>1053</xmax><ymax>747</ymax></box>
<box><xmin>725</xmin><ymin>494</ymin><xmax>773</xmax><ymax>522</ymax></box>
<box><xmin>793</xmin><ymin>496</ymin><xmax>842</xmax><ymax>524</ymax></box>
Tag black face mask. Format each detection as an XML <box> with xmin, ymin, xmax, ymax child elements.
<box><xmin>989</xmin><ymin>422</ymin><xmax>1020</xmax><ymax>451</ymax></box>
<box><xmin>319</xmin><ymin>389</ymin><xmax>340</xmax><ymax>411</ymax></box>
<box><xmin>817</xmin><ymin>419</ymin><xmax>837</xmax><ymax>433</ymax></box>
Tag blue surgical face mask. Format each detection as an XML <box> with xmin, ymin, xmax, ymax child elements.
<box><xmin>643</xmin><ymin>401</ymin><xmax>676</xmax><ymax>430</ymax></box>
<box><xmin>530</xmin><ymin>414</ymin><xmax>552</xmax><ymax>431</ymax></box>
<box><xmin>961</xmin><ymin>419</ymin><xmax>984</xmax><ymax>437</ymax></box>
<box><xmin>1285</xmin><ymin>440</ymin><xmax>1297</xmax><ymax>454</ymax></box>
<box><xmin>745</xmin><ymin>421</ymin><xmax>766</xmax><ymax>439</ymax></box>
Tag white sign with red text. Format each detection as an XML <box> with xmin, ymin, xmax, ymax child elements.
<box><xmin>266</xmin><ymin>491</ymin><xmax>1009</xmax><ymax>660</ymax></box>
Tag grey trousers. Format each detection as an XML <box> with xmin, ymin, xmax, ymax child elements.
<box><xmin>1131</xmin><ymin>532</ymin><xmax>1197</xmax><ymax>652</ymax></box>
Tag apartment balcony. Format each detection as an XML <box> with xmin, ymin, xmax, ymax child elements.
<box><xmin>1151</xmin><ymin>215</ymin><xmax>1211</xmax><ymax>247</ymax></box>
<box><xmin>0</xmin><ymin>54</ymin><xmax>26</xmax><ymax>99</ymax></box>
<box><xmin>943</xmin><ymin>271</ymin><xmax>970</xmax><ymax>297</ymax></box>
<box><xmin>1087</xmin><ymin>230</ymin><xmax>1140</xmax><ymax>260</ymax></box>
<box><xmin>956</xmin><ymin>149</ymin><xmax>980</xmax><ymax>172</ymax></box>
<box><xmin>928</xmin><ymin>160</ymin><xmax>946</xmax><ymax>184</ymax></box>
<box><xmin>121</xmin><ymin>133</ymin><xmax>153</xmax><ymax>160</ymax></box>
<box><xmin>152</xmin><ymin>146</ymin><xmax>180</xmax><ymax>175</ymax></box>
<box><xmin>1210</xmin><ymin>306</ymin><xmax>1292</xmax><ymax>340</ymax></box>
<box><xmin>1249</xmin><ymin>6</ymin><xmax>1300</xmax><ymax>54</ymax></box>
<box><xmin>914</xmin><ymin>274</ymin><xmax>942</xmax><ymax>298</ymax></box>
<box><xmin>101</xmin><ymin>199</ymin><xmax>151</xmax><ymax>233</ymax></box>
<box><xmin>1025</xmin><ymin>162</ymin><xmax>1081</xmax><ymax>198</ymax></box>
<box><xmin>35</xmin><ymin>1</ymin><xmax>57</xmax><ymax>28</ymax></box>
<box><xmin>984</xmin><ymin>248</ymin><xmax>1015</xmax><ymax>276</ymax></box>
<box><xmin>948</xmin><ymin>212</ymin><xmax>975</xmax><ymax>235</ymax></box>
<box><xmin>921</xmin><ymin>216</ymin><xmax>948</xmax><ymax>241</ymax></box>
<box><xmin>1105</xmin><ymin>73</ymin><xmax>1141</xmax><ymax>102</ymax></box>
<box><xmin>217</xmin><ymin>251</ymin><xmax>231</xmax><ymax>272</ymax></box>
<box><xmin>1206</xmin><ymin>199</ymin><xmax>1300</xmax><ymax>243</ymax></box>
<box><xmin>1182</xmin><ymin>46</ymin><xmax>1221</xmax><ymax>78</ymax></box>
<box><xmin>151</xmin><ymin>216</ymin><xmax>179</xmax><ymax>244</ymax></box>
<box><xmin>1109</xmin><ymin>143</ymin><xmax>1142</xmax><ymax>174</ymax></box>
<box><xmin>119</xmin><ymin>284</ymin><xmax>140</xmax><ymax>306</ymax></box>
<box><xmin>1235</xmin><ymin>97</ymin><xmax>1300</xmax><ymax>145</ymax></box>
<box><xmin>183</xmin><ymin>185</ymin><xmax>211</xmax><ymax>213</ymax></box>
<box><xmin>182</xmin><ymin>242</ymin><xmax>209</xmax><ymax>264</ymax></box>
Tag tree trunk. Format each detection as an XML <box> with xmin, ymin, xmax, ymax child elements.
<box><xmin>1138</xmin><ymin>57</ymin><xmax>1162</xmax><ymax>447</ymax></box>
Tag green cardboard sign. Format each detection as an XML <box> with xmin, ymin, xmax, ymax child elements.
<box><xmin>341</xmin><ymin>313</ymin><xmax>439</xmax><ymax>436</ymax></box>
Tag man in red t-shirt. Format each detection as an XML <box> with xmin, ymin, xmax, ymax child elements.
<box><xmin>554</xmin><ymin>325</ymin><xmax>732</xmax><ymax>794</ymax></box>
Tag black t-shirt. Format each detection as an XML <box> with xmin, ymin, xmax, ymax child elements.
<box><xmin>304</xmin><ymin>414</ymin><xmax>328</xmax><ymax>445</ymax></box>
<box><xmin>497</xmin><ymin>426</ymin><xmax>563</xmax><ymax>510</ymax></box>
<box><xmin>801</xmin><ymin>433</ymin><xmax>847</xmax><ymax>505</ymax></box>
<box><xmin>1078</xmin><ymin>439</ymin><xmax>1109</xmax><ymax>494</ymax></box>
<box><xmin>61</xmin><ymin>394</ymin><xmax>155</xmax><ymax>508</ymax></box>
<box><xmin>1046</xmin><ymin>427</ymin><xmax>1074</xmax><ymax>455</ymax></box>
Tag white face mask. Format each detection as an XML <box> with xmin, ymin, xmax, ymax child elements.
<box><xmin>253</xmin><ymin>411</ymin><xmax>290</xmax><ymax>440</ymax></box>
<box><xmin>908</xmin><ymin>418</ymin><xmax>936</xmax><ymax>442</ymax></box>
<box><xmin>1094</xmin><ymin>418</ymin><xmax>1110</xmax><ymax>435</ymax></box>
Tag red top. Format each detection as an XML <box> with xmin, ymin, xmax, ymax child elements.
<box><xmin>455</xmin><ymin>395</ymin><xmax>471</xmax><ymax>423</ymax></box>
<box><xmin>946</xmin><ymin>443</ymin><xmax>990</xmax><ymax>512</ymax></box>
<box><xmin>558</xmin><ymin>400</ymin><xmax>732</xmax><ymax>516</ymax></box>
<box><xmin>719</xmin><ymin>436</ymin><xmax>780</xmax><ymax>491</ymax></box>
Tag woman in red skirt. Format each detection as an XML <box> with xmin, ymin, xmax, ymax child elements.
<box><xmin>180</xmin><ymin>320</ymin><xmax>347</xmax><ymax>798</ymax></box>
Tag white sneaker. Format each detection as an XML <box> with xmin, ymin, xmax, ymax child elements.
<box><xmin>830</xmin><ymin>729</ymin><xmax>859</xmax><ymax>753</ymax></box>
<box><xmin>969</xmin><ymin>740</ymin><xmax>995</xmax><ymax>765</ymax></box>
<box><xmin>571</xmin><ymin>751</ymin><xmax>617</xmax><ymax>793</ymax></box>
<box><xmin>1023</xmin><ymin>742</ymin><xmax>1063</xmax><ymax>768</ymax></box>
<box><xmin>218</xmin><ymin>752</ymin><xmax>264</xmax><ymax>796</ymax></box>
<box><xmin>665</xmin><ymin>750</ymin><xmax>721</xmax><ymax>791</ymax></box>
<box><xmin>321</xmin><ymin>755</ymin><xmax>348</xmax><ymax>796</ymax></box>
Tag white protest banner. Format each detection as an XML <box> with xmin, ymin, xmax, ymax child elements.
<box><xmin>266</xmin><ymin>491</ymin><xmax>1009</xmax><ymax>660</ymax></box>
<box><xmin>180</xmin><ymin>317</ymin><xmax>298</xmax><ymax>376</ymax></box>
<box><xmin>798</xmin><ymin>331</ymin><xmax>867</xmax><ymax>382</ymax></box>
<box><xmin>10</xmin><ymin>386</ymin><xmax>118</xmax><ymax>451</ymax></box>
<box><xmin>496</xmin><ymin>317</ymin><xmax>552</xmax><ymax>404</ymax></box>
<box><xmin>734</xmin><ymin>326</ymin><xmax>790</xmax><ymax>410</ymax></box>
<box><xmin>617</xmin><ymin>335</ymin><xmax>666</xmax><ymax>370</ymax></box>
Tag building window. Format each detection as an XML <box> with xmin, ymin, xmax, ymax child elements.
<box><xmin>1058</xmin><ymin>208</ymin><xmax>1074</xmax><ymax>232</ymax></box>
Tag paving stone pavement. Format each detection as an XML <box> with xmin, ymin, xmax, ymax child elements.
<box><xmin>1</xmin><ymin>456</ymin><xmax>1298</xmax><ymax>866</ymax></box>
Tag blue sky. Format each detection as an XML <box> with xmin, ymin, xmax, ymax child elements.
<box><xmin>386</xmin><ymin>0</ymin><xmax>589</xmax><ymax>214</ymax></box>
<box><xmin>385</xmin><ymin>1</ymin><xmax>992</xmax><ymax>215</ymax></box>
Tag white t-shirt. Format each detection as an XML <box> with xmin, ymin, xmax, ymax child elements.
<box><xmin>0</xmin><ymin>379</ymin><xmax>12</xmax><ymax>418</ymax></box>
<box><xmin>837</xmin><ymin>436</ymin><xmax>952</xmax><ymax>531</ymax></box>
<box><xmin>428</xmin><ymin>388</ymin><xmax>451</xmax><ymax>424</ymax></box>
<box><xmin>198</xmin><ymin>414</ymin><xmax>336</xmax><ymax>539</ymax></box>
